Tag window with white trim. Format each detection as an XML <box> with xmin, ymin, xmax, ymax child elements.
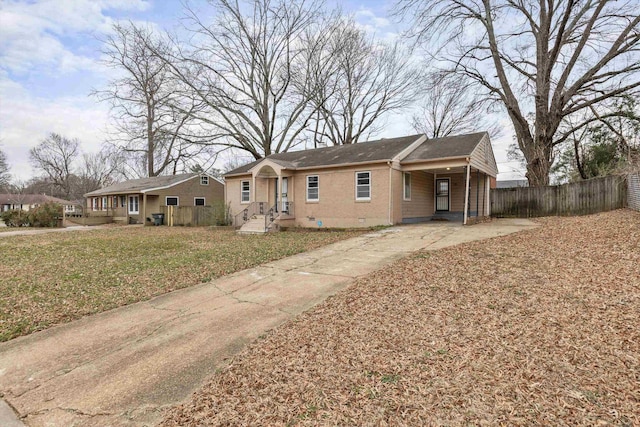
<box><xmin>241</xmin><ymin>180</ymin><xmax>250</xmax><ymax>203</ymax></box>
<box><xmin>128</xmin><ymin>195</ymin><xmax>139</xmax><ymax>214</ymax></box>
<box><xmin>356</xmin><ymin>171</ymin><xmax>371</xmax><ymax>200</ymax></box>
<box><xmin>166</xmin><ymin>196</ymin><xmax>179</xmax><ymax>206</ymax></box>
<box><xmin>306</xmin><ymin>175</ymin><xmax>319</xmax><ymax>201</ymax></box>
<box><xmin>102</xmin><ymin>196</ymin><xmax>108</xmax><ymax>211</ymax></box>
<box><xmin>403</xmin><ymin>172</ymin><xmax>411</xmax><ymax>201</ymax></box>
<box><xmin>194</xmin><ymin>197</ymin><xmax>205</xmax><ymax>206</ymax></box>
<box><xmin>92</xmin><ymin>197</ymin><xmax>98</xmax><ymax>211</ymax></box>
<box><xmin>200</xmin><ymin>176</ymin><xmax>209</xmax><ymax>185</ymax></box>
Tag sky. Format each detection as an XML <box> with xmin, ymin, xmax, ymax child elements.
<box><xmin>0</xmin><ymin>0</ymin><xmax>525</xmax><ymax>183</ymax></box>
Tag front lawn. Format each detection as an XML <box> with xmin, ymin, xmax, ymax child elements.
<box><xmin>0</xmin><ymin>227</ymin><xmax>364</xmax><ymax>341</ymax></box>
<box><xmin>162</xmin><ymin>209</ymin><xmax>640</xmax><ymax>426</ymax></box>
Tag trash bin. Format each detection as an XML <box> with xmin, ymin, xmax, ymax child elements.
<box><xmin>151</xmin><ymin>213</ymin><xmax>164</xmax><ymax>226</ymax></box>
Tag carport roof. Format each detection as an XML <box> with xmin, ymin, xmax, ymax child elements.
<box><xmin>400</xmin><ymin>132</ymin><xmax>487</xmax><ymax>163</ymax></box>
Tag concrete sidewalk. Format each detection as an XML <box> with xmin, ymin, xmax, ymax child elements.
<box><xmin>0</xmin><ymin>219</ymin><xmax>537</xmax><ymax>426</ymax></box>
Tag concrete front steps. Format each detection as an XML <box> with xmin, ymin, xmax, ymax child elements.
<box><xmin>238</xmin><ymin>215</ymin><xmax>268</xmax><ymax>234</ymax></box>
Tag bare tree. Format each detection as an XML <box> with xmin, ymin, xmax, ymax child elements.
<box><xmin>397</xmin><ymin>0</ymin><xmax>640</xmax><ymax>186</ymax></box>
<box><xmin>554</xmin><ymin>95</ymin><xmax>640</xmax><ymax>180</ymax></box>
<box><xmin>0</xmin><ymin>148</ymin><xmax>10</xmax><ymax>191</ymax></box>
<box><xmin>157</xmin><ymin>0</ymin><xmax>329</xmax><ymax>159</ymax></box>
<box><xmin>93</xmin><ymin>22</ymin><xmax>210</xmax><ymax>177</ymax></box>
<box><xmin>310</xmin><ymin>21</ymin><xmax>421</xmax><ymax>145</ymax></box>
<box><xmin>74</xmin><ymin>148</ymin><xmax>122</xmax><ymax>197</ymax></box>
<box><xmin>411</xmin><ymin>72</ymin><xmax>500</xmax><ymax>139</ymax></box>
<box><xmin>29</xmin><ymin>133</ymin><xmax>79</xmax><ymax>199</ymax></box>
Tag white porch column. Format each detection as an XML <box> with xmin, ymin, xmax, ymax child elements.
<box><xmin>433</xmin><ymin>173</ymin><xmax>437</xmax><ymax>215</ymax></box>
<box><xmin>278</xmin><ymin>173</ymin><xmax>282</xmax><ymax>211</ymax></box>
<box><xmin>485</xmin><ymin>174</ymin><xmax>491</xmax><ymax>217</ymax></box>
<box><xmin>252</xmin><ymin>173</ymin><xmax>256</xmax><ymax>203</ymax></box>
<box><xmin>463</xmin><ymin>163</ymin><xmax>471</xmax><ymax>225</ymax></box>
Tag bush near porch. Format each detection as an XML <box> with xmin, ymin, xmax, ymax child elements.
<box><xmin>0</xmin><ymin>227</ymin><xmax>364</xmax><ymax>342</ymax></box>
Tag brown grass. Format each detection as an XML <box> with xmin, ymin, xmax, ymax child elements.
<box><xmin>161</xmin><ymin>209</ymin><xmax>640</xmax><ymax>426</ymax></box>
<box><xmin>0</xmin><ymin>226</ymin><xmax>364</xmax><ymax>341</ymax></box>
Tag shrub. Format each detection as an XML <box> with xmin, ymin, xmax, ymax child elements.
<box><xmin>211</xmin><ymin>201</ymin><xmax>231</xmax><ymax>226</ymax></box>
<box><xmin>0</xmin><ymin>209</ymin><xmax>30</xmax><ymax>227</ymax></box>
<box><xmin>28</xmin><ymin>202</ymin><xmax>63</xmax><ymax>227</ymax></box>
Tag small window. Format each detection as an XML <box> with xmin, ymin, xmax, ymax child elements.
<box><xmin>356</xmin><ymin>171</ymin><xmax>371</xmax><ymax>200</ymax></box>
<box><xmin>102</xmin><ymin>196</ymin><xmax>108</xmax><ymax>211</ymax></box>
<box><xmin>119</xmin><ymin>195</ymin><xmax>126</xmax><ymax>208</ymax></box>
<box><xmin>403</xmin><ymin>172</ymin><xmax>411</xmax><ymax>201</ymax></box>
<box><xmin>166</xmin><ymin>196</ymin><xmax>179</xmax><ymax>206</ymax></box>
<box><xmin>306</xmin><ymin>175</ymin><xmax>319</xmax><ymax>201</ymax></box>
<box><xmin>92</xmin><ymin>197</ymin><xmax>99</xmax><ymax>211</ymax></box>
<box><xmin>128</xmin><ymin>195</ymin><xmax>139</xmax><ymax>214</ymax></box>
<box><xmin>113</xmin><ymin>196</ymin><xmax>118</xmax><ymax>207</ymax></box>
<box><xmin>241</xmin><ymin>180</ymin><xmax>250</xmax><ymax>203</ymax></box>
<box><xmin>200</xmin><ymin>176</ymin><xmax>209</xmax><ymax>185</ymax></box>
<box><xmin>194</xmin><ymin>197</ymin><xmax>205</xmax><ymax>206</ymax></box>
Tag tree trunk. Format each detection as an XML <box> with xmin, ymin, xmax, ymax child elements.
<box><xmin>523</xmin><ymin>135</ymin><xmax>553</xmax><ymax>186</ymax></box>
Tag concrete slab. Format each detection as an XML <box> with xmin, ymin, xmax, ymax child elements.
<box><xmin>0</xmin><ymin>218</ymin><xmax>537</xmax><ymax>426</ymax></box>
<box><xmin>0</xmin><ymin>400</ymin><xmax>24</xmax><ymax>427</ymax></box>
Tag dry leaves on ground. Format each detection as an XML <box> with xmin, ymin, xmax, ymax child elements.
<box><xmin>0</xmin><ymin>227</ymin><xmax>363</xmax><ymax>341</ymax></box>
<box><xmin>162</xmin><ymin>209</ymin><xmax>640</xmax><ymax>426</ymax></box>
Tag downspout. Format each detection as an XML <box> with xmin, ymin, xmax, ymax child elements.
<box><xmin>476</xmin><ymin>169</ymin><xmax>479</xmax><ymax>219</ymax></box>
<box><xmin>388</xmin><ymin>161</ymin><xmax>393</xmax><ymax>225</ymax></box>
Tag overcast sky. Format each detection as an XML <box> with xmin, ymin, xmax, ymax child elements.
<box><xmin>0</xmin><ymin>0</ymin><xmax>525</xmax><ymax>183</ymax></box>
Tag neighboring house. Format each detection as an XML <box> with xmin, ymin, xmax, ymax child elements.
<box><xmin>0</xmin><ymin>194</ymin><xmax>76</xmax><ymax>213</ymax></box>
<box><xmin>84</xmin><ymin>173</ymin><xmax>224</xmax><ymax>225</ymax></box>
<box><xmin>496</xmin><ymin>179</ymin><xmax>529</xmax><ymax>188</ymax></box>
<box><xmin>225</xmin><ymin>132</ymin><xmax>498</xmax><ymax>230</ymax></box>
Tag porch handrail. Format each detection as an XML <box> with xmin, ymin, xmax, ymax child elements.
<box><xmin>264</xmin><ymin>204</ymin><xmax>277</xmax><ymax>231</ymax></box>
<box><xmin>233</xmin><ymin>202</ymin><xmax>266</xmax><ymax>227</ymax></box>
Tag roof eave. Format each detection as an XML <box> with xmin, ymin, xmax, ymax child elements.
<box><xmin>400</xmin><ymin>155</ymin><xmax>470</xmax><ymax>165</ymax></box>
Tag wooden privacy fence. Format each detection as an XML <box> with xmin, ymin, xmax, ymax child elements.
<box><xmin>628</xmin><ymin>173</ymin><xmax>640</xmax><ymax>211</ymax></box>
<box><xmin>491</xmin><ymin>175</ymin><xmax>627</xmax><ymax>218</ymax></box>
<box><xmin>160</xmin><ymin>205</ymin><xmax>228</xmax><ymax>226</ymax></box>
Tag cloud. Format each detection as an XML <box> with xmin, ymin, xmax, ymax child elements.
<box><xmin>352</xmin><ymin>8</ymin><xmax>399</xmax><ymax>43</ymax></box>
<box><xmin>0</xmin><ymin>0</ymin><xmax>151</xmax><ymax>75</ymax></box>
<box><xmin>355</xmin><ymin>9</ymin><xmax>390</xmax><ymax>29</ymax></box>
<box><xmin>0</xmin><ymin>71</ymin><xmax>111</xmax><ymax>181</ymax></box>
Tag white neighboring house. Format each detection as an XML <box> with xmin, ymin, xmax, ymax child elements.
<box><xmin>0</xmin><ymin>194</ymin><xmax>78</xmax><ymax>214</ymax></box>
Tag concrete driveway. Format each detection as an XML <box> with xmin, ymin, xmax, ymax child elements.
<box><xmin>0</xmin><ymin>219</ymin><xmax>537</xmax><ymax>426</ymax></box>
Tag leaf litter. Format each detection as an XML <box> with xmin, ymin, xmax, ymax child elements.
<box><xmin>161</xmin><ymin>209</ymin><xmax>640</xmax><ymax>426</ymax></box>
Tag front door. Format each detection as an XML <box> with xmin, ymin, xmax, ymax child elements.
<box><xmin>435</xmin><ymin>178</ymin><xmax>450</xmax><ymax>211</ymax></box>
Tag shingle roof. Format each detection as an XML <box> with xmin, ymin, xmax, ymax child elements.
<box><xmin>84</xmin><ymin>173</ymin><xmax>198</xmax><ymax>197</ymax></box>
<box><xmin>225</xmin><ymin>135</ymin><xmax>424</xmax><ymax>175</ymax></box>
<box><xmin>0</xmin><ymin>194</ymin><xmax>73</xmax><ymax>205</ymax></box>
<box><xmin>225</xmin><ymin>132</ymin><xmax>489</xmax><ymax>176</ymax></box>
<box><xmin>400</xmin><ymin>132</ymin><xmax>487</xmax><ymax>163</ymax></box>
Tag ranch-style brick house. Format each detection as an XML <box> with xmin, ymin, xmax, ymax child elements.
<box><xmin>225</xmin><ymin>132</ymin><xmax>498</xmax><ymax>231</ymax></box>
<box><xmin>84</xmin><ymin>173</ymin><xmax>224</xmax><ymax>225</ymax></box>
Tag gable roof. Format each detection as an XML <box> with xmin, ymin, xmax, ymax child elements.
<box><xmin>0</xmin><ymin>194</ymin><xmax>73</xmax><ymax>205</ymax></box>
<box><xmin>400</xmin><ymin>132</ymin><xmax>488</xmax><ymax>163</ymax></box>
<box><xmin>225</xmin><ymin>132</ymin><xmax>489</xmax><ymax>176</ymax></box>
<box><xmin>84</xmin><ymin>173</ymin><xmax>221</xmax><ymax>197</ymax></box>
<box><xmin>225</xmin><ymin>135</ymin><xmax>424</xmax><ymax>176</ymax></box>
